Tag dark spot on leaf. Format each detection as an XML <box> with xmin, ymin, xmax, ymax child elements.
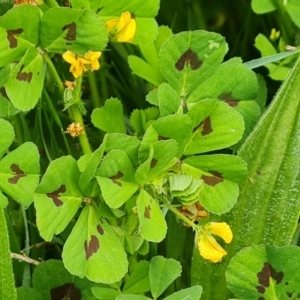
<box><xmin>50</xmin><ymin>282</ymin><xmax>81</xmax><ymax>300</ymax></box>
<box><xmin>286</xmin><ymin>282</ymin><xmax>289</xmax><ymax>285</ymax></box>
<box><xmin>287</xmin><ymin>292</ymin><xmax>293</xmax><ymax>298</ymax></box>
<box><xmin>110</xmin><ymin>171</ymin><xmax>123</xmax><ymax>180</ymax></box>
<box><xmin>219</xmin><ymin>92</ymin><xmax>239</xmax><ymax>103</ymax></box>
<box><xmin>257</xmin><ymin>170</ymin><xmax>262</xmax><ymax>175</ymax></box>
<box><xmin>158</xmin><ymin>135</ymin><xmax>169</xmax><ymax>141</ymax></box>
<box><xmin>225</xmin><ymin>100</ymin><xmax>239</xmax><ymax>107</ymax></box>
<box><xmin>46</xmin><ymin>185</ymin><xmax>66</xmax><ymax>207</ymax></box>
<box><xmin>6</xmin><ymin>28</ymin><xmax>23</xmax><ymax>48</ymax></box>
<box><xmin>84</xmin><ymin>235</ymin><xmax>100</xmax><ymax>260</ymax></box>
<box><xmin>0</xmin><ymin>87</ymin><xmax>9</xmax><ymax>99</ymax></box>
<box><xmin>193</xmin><ymin>116</ymin><xmax>213</xmax><ymax>135</ymax></box>
<box><xmin>144</xmin><ymin>205</ymin><xmax>151</xmax><ymax>219</ymax></box>
<box><xmin>66</xmin><ymin>42</ymin><xmax>72</xmax><ymax>45</ymax></box>
<box><xmin>62</xmin><ymin>22</ymin><xmax>76</xmax><ymax>42</ymax></box>
<box><xmin>255</xmin><ymin>286</ymin><xmax>265</xmax><ymax>294</ymax></box>
<box><xmin>258</xmin><ymin>297</ymin><xmax>265</xmax><ymax>300</ymax></box>
<box><xmin>175</xmin><ymin>48</ymin><xmax>202</xmax><ymax>71</ymax></box>
<box><xmin>150</xmin><ymin>159</ymin><xmax>157</xmax><ymax>168</ymax></box>
<box><xmin>256</xmin><ymin>262</ymin><xmax>284</xmax><ymax>293</ymax></box>
<box><xmin>8</xmin><ymin>164</ymin><xmax>26</xmax><ymax>184</ymax></box>
<box><xmin>201</xmin><ymin>170</ymin><xmax>223</xmax><ymax>186</ymax></box>
<box><xmin>16</xmin><ymin>65</ymin><xmax>33</xmax><ymax>83</ymax></box>
<box><xmin>97</xmin><ymin>224</ymin><xmax>104</xmax><ymax>235</ymax></box>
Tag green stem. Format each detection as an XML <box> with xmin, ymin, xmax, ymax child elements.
<box><xmin>159</xmin><ymin>196</ymin><xmax>198</xmax><ymax>230</ymax></box>
<box><xmin>21</xmin><ymin>207</ymin><xmax>31</xmax><ymax>287</ymax></box>
<box><xmin>69</xmin><ymin>76</ymin><xmax>92</xmax><ymax>154</ymax></box>
<box><xmin>42</xmin><ymin>88</ymin><xmax>72</xmax><ymax>155</ymax></box>
<box><xmin>88</xmin><ymin>71</ymin><xmax>102</xmax><ymax>108</ymax></box>
<box><xmin>42</xmin><ymin>52</ymin><xmax>65</xmax><ymax>97</ymax></box>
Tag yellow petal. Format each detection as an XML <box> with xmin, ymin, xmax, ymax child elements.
<box><xmin>84</xmin><ymin>51</ymin><xmax>101</xmax><ymax>61</ymax></box>
<box><xmin>105</xmin><ymin>18</ymin><xmax>119</xmax><ymax>33</ymax></box>
<box><xmin>62</xmin><ymin>51</ymin><xmax>76</xmax><ymax>64</ymax></box>
<box><xmin>204</xmin><ymin>222</ymin><xmax>233</xmax><ymax>243</ymax></box>
<box><xmin>198</xmin><ymin>234</ymin><xmax>227</xmax><ymax>263</ymax></box>
<box><xmin>117</xmin><ymin>18</ymin><xmax>136</xmax><ymax>42</ymax></box>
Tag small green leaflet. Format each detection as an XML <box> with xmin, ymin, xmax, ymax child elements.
<box><xmin>159</xmin><ymin>30</ymin><xmax>228</xmax><ymax>96</ymax></box>
<box><xmin>0</xmin><ymin>5</ymin><xmax>40</xmax><ymax>67</ymax></box>
<box><xmin>149</xmin><ymin>256</ymin><xmax>182</xmax><ymax>298</ymax></box>
<box><xmin>226</xmin><ymin>245</ymin><xmax>300</xmax><ymax>300</ymax></box>
<box><xmin>96</xmin><ymin>149</ymin><xmax>139</xmax><ymax>208</ymax></box>
<box><xmin>184</xmin><ymin>99</ymin><xmax>244</xmax><ymax>154</ymax></box>
<box><xmin>5</xmin><ymin>47</ymin><xmax>45</xmax><ymax>111</ymax></box>
<box><xmin>91</xmin><ymin>98</ymin><xmax>126</xmax><ymax>134</ymax></box>
<box><xmin>34</xmin><ymin>156</ymin><xmax>83</xmax><ymax>241</ymax></box>
<box><xmin>0</xmin><ymin>118</ymin><xmax>39</xmax><ymax>208</ymax></box>
<box><xmin>62</xmin><ymin>204</ymin><xmax>128</xmax><ymax>284</ymax></box>
<box><xmin>182</xmin><ymin>154</ymin><xmax>247</xmax><ymax>214</ymax></box>
<box><xmin>137</xmin><ymin>189</ymin><xmax>167</xmax><ymax>242</ymax></box>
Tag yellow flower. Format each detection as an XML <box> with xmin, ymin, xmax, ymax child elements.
<box><xmin>105</xmin><ymin>11</ymin><xmax>136</xmax><ymax>43</ymax></box>
<box><xmin>269</xmin><ymin>28</ymin><xmax>280</xmax><ymax>41</ymax></box>
<box><xmin>62</xmin><ymin>51</ymin><xmax>102</xmax><ymax>78</ymax></box>
<box><xmin>197</xmin><ymin>222</ymin><xmax>233</xmax><ymax>263</ymax></box>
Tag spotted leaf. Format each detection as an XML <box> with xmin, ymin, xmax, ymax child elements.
<box><xmin>96</xmin><ymin>149</ymin><xmax>139</xmax><ymax>208</ymax></box>
<box><xmin>226</xmin><ymin>245</ymin><xmax>300</xmax><ymax>300</ymax></box>
<box><xmin>159</xmin><ymin>30</ymin><xmax>227</xmax><ymax>96</ymax></box>
<box><xmin>40</xmin><ymin>8</ymin><xmax>108</xmax><ymax>54</ymax></box>
<box><xmin>135</xmin><ymin>139</ymin><xmax>178</xmax><ymax>186</ymax></box>
<box><xmin>184</xmin><ymin>99</ymin><xmax>244</xmax><ymax>155</ymax></box>
<box><xmin>0</xmin><ymin>5</ymin><xmax>40</xmax><ymax>67</ymax></box>
<box><xmin>0</xmin><ymin>141</ymin><xmax>40</xmax><ymax>208</ymax></box>
<box><xmin>182</xmin><ymin>155</ymin><xmax>247</xmax><ymax>214</ymax></box>
<box><xmin>4</xmin><ymin>47</ymin><xmax>44</xmax><ymax>111</ymax></box>
<box><xmin>34</xmin><ymin>156</ymin><xmax>83</xmax><ymax>241</ymax></box>
<box><xmin>62</xmin><ymin>204</ymin><xmax>128</xmax><ymax>284</ymax></box>
<box><xmin>137</xmin><ymin>189</ymin><xmax>167</xmax><ymax>242</ymax></box>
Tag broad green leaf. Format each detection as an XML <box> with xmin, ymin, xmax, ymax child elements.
<box><xmin>0</xmin><ymin>65</ymin><xmax>19</xmax><ymax>117</ymax></box>
<box><xmin>79</xmin><ymin>138</ymin><xmax>107</xmax><ymax>197</ymax></box>
<box><xmin>182</xmin><ymin>154</ymin><xmax>247</xmax><ymax>214</ymax></box>
<box><xmin>40</xmin><ymin>7</ymin><xmax>108</xmax><ymax>54</ymax></box>
<box><xmin>17</xmin><ymin>287</ymin><xmax>43</xmax><ymax>300</ymax></box>
<box><xmin>98</xmin><ymin>0</ymin><xmax>160</xmax><ymax>44</ymax></box>
<box><xmin>163</xmin><ymin>286</ymin><xmax>203</xmax><ymax>300</ymax></box>
<box><xmin>91</xmin><ymin>98</ymin><xmax>126</xmax><ymax>134</ymax></box>
<box><xmin>0</xmin><ymin>208</ymin><xmax>17</xmax><ymax>300</ymax></box>
<box><xmin>157</xmin><ymin>83</ymin><xmax>182</xmax><ymax>116</ymax></box>
<box><xmin>149</xmin><ymin>256</ymin><xmax>182</xmax><ymax>298</ymax></box>
<box><xmin>96</xmin><ymin>149</ymin><xmax>139</xmax><ymax>208</ymax></box>
<box><xmin>226</xmin><ymin>246</ymin><xmax>300</xmax><ymax>300</ymax></box>
<box><xmin>92</xmin><ymin>287</ymin><xmax>120</xmax><ymax>299</ymax></box>
<box><xmin>62</xmin><ymin>204</ymin><xmax>128</xmax><ymax>283</ymax></box>
<box><xmin>105</xmin><ymin>133</ymin><xmax>140</xmax><ymax>167</ymax></box>
<box><xmin>137</xmin><ymin>189</ymin><xmax>167</xmax><ymax>242</ymax></box>
<box><xmin>286</xmin><ymin>0</ymin><xmax>300</xmax><ymax>28</ymax></box>
<box><xmin>159</xmin><ymin>30</ymin><xmax>227</xmax><ymax>96</ymax></box>
<box><xmin>128</xmin><ymin>55</ymin><xmax>163</xmax><ymax>86</ymax></box>
<box><xmin>152</xmin><ymin>114</ymin><xmax>193</xmax><ymax>157</ymax></box>
<box><xmin>251</xmin><ymin>0</ymin><xmax>276</xmax><ymax>14</ymax></box>
<box><xmin>184</xmin><ymin>100</ymin><xmax>244</xmax><ymax>155</ymax></box>
<box><xmin>34</xmin><ymin>156</ymin><xmax>83</xmax><ymax>241</ymax></box>
<box><xmin>0</xmin><ymin>118</ymin><xmax>14</xmax><ymax>159</ymax></box>
<box><xmin>0</xmin><ymin>142</ymin><xmax>39</xmax><ymax>207</ymax></box>
<box><xmin>116</xmin><ymin>295</ymin><xmax>151</xmax><ymax>300</ymax></box>
<box><xmin>135</xmin><ymin>140</ymin><xmax>178</xmax><ymax>185</ymax></box>
<box><xmin>130</xmin><ymin>107</ymin><xmax>160</xmax><ymax>136</ymax></box>
<box><xmin>187</xmin><ymin>61</ymin><xmax>258</xmax><ymax>103</ymax></box>
<box><xmin>5</xmin><ymin>47</ymin><xmax>44</xmax><ymax>111</ymax></box>
<box><xmin>0</xmin><ymin>5</ymin><xmax>40</xmax><ymax>67</ymax></box>
<box><xmin>122</xmin><ymin>260</ymin><xmax>150</xmax><ymax>294</ymax></box>
<box><xmin>234</xmin><ymin>101</ymin><xmax>261</xmax><ymax>148</ymax></box>
<box><xmin>32</xmin><ymin>259</ymin><xmax>102</xmax><ymax>300</ymax></box>
<box><xmin>192</xmin><ymin>52</ymin><xmax>300</xmax><ymax>300</ymax></box>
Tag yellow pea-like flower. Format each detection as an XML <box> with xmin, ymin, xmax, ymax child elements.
<box><xmin>62</xmin><ymin>51</ymin><xmax>102</xmax><ymax>78</ymax></box>
<box><xmin>197</xmin><ymin>222</ymin><xmax>233</xmax><ymax>263</ymax></box>
<box><xmin>105</xmin><ymin>11</ymin><xmax>136</xmax><ymax>43</ymax></box>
